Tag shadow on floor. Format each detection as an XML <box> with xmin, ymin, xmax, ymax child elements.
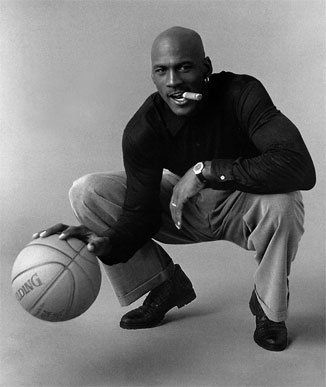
<box><xmin>289</xmin><ymin>311</ymin><xmax>325</xmax><ymax>345</ymax></box>
<box><xmin>67</xmin><ymin>329</ymin><xmax>207</xmax><ymax>386</ymax></box>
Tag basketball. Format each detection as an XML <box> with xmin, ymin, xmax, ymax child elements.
<box><xmin>11</xmin><ymin>234</ymin><xmax>102</xmax><ymax>322</ymax></box>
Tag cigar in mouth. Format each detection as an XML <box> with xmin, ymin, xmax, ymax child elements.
<box><xmin>182</xmin><ymin>92</ymin><xmax>202</xmax><ymax>101</ymax></box>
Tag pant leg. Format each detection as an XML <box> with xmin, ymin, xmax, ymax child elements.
<box><xmin>68</xmin><ymin>170</ymin><xmax>200</xmax><ymax>306</ymax></box>
<box><xmin>68</xmin><ymin>168</ymin><xmax>304</xmax><ymax>320</ymax></box>
<box><xmin>218</xmin><ymin>191</ymin><xmax>305</xmax><ymax>322</ymax></box>
<box><xmin>154</xmin><ymin>170</ymin><xmax>234</xmax><ymax>244</ymax></box>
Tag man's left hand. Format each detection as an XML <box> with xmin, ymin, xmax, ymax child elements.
<box><xmin>170</xmin><ymin>167</ymin><xmax>205</xmax><ymax>229</ymax></box>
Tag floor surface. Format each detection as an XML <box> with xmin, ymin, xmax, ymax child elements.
<box><xmin>1</xmin><ymin>242</ymin><xmax>325</xmax><ymax>387</ymax></box>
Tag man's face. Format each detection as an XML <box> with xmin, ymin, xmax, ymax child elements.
<box><xmin>151</xmin><ymin>37</ymin><xmax>209</xmax><ymax>116</ymax></box>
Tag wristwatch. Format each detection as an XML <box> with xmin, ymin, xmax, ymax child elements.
<box><xmin>193</xmin><ymin>161</ymin><xmax>207</xmax><ymax>184</ymax></box>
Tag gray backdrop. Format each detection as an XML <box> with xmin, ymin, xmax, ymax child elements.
<box><xmin>1</xmin><ymin>1</ymin><xmax>324</xmax><ymax>261</ymax></box>
<box><xmin>1</xmin><ymin>1</ymin><xmax>325</xmax><ymax>386</ymax></box>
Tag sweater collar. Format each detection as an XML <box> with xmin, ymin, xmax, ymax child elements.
<box><xmin>163</xmin><ymin>103</ymin><xmax>189</xmax><ymax>136</ymax></box>
<box><xmin>155</xmin><ymin>93</ymin><xmax>206</xmax><ymax>137</ymax></box>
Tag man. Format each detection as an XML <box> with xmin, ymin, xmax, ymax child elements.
<box><xmin>33</xmin><ymin>27</ymin><xmax>315</xmax><ymax>351</ymax></box>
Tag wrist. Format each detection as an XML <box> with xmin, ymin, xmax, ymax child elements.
<box><xmin>202</xmin><ymin>161</ymin><xmax>212</xmax><ymax>181</ymax></box>
<box><xmin>193</xmin><ymin>161</ymin><xmax>207</xmax><ymax>184</ymax></box>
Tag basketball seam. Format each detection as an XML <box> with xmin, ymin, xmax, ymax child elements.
<box><xmin>21</xmin><ymin>243</ymin><xmax>80</xmax><ymax>262</ymax></box>
<box><xmin>30</xmin><ymin>267</ymin><xmax>76</xmax><ymax>319</ymax></box>
<box><xmin>27</xmin><ymin>241</ymin><xmax>98</xmax><ymax>266</ymax></box>
<box><xmin>14</xmin><ymin>241</ymin><xmax>100</xmax><ymax>320</ymax></box>
<box><xmin>12</xmin><ymin>262</ymin><xmax>66</xmax><ymax>283</ymax></box>
<box><xmin>27</xmin><ymin>246</ymin><xmax>84</xmax><ymax>314</ymax></box>
<box><xmin>65</xmin><ymin>239</ymin><xmax>99</xmax><ymax>265</ymax></box>
<box><xmin>42</xmin><ymin>240</ymin><xmax>100</xmax><ymax>299</ymax></box>
<box><xmin>63</xmin><ymin>270</ymin><xmax>76</xmax><ymax>318</ymax></box>
<box><xmin>12</xmin><ymin>241</ymin><xmax>85</xmax><ymax>283</ymax></box>
<box><xmin>29</xmin><ymin>266</ymin><xmax>75</xmax><ymax>313</ymax></box>
<box><xmin>69</xmin><ymin>259</ymin><xmax>99</xmax><ymax>301</ymax></box>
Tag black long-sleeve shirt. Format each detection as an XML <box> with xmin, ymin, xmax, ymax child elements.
<box><xmin>104</xmin><ymin>72</ymin><xmax>315</xmax><ymax>264</ymax></box>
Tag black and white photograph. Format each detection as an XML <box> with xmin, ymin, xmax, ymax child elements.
<box><xmin>1</xmin><ymin>1</ymin><xmax>325</xmax><ymax>386</ymax></box>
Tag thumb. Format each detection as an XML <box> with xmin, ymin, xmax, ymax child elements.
<box><xmin>87</xmin><ymin>236</ymin><xmax>111</xmax><ymax>257</ymax></box>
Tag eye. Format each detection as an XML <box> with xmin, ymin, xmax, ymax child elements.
<box><xmin>154</xmin><ymin>67</ymin><xmax>166</xmax><ymax>74</ymax></box>
<box><xmin>179</xmin><ymin>64</ymin><xmax>192</xmax><ymax>72</ymax></box>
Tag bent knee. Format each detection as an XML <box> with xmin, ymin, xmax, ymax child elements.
<box><xmin>69</xmin><ymin>173</ymin><xmax>96</xmax><ymax>205</ymax></box>
<box><xmin>69</xmin><ymin>172</ymin><xmax>126</xmax><ymax>206</ymax></box>
<box><xmin>259</xmin><ymin>191</ymin><xmax>304</xmax><ymax>225</ymax></box>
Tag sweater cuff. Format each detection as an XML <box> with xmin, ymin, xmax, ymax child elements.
<box><xmin>99</xmin><ymin>228</ymin><xmax>130</xmax><ymax>265</ymax></box>
<box><xmin>206</xmin><ymin>159</ymin><xmax>236</xmax><ymax>190</ymax></box>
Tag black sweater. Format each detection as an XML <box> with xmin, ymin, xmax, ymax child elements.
<box><xmin>103</xmin><ymin>72</ymin><xmax>315</xmax><ymax>264</ymax></box>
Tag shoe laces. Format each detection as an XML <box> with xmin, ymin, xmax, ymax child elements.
<box><xmin>256</xmin><ymin>316</ymin><xmax>286</xmax><ymax>332</ymax></box>
<box><xmin>144</xmin><ymin>280</ymin><xmax>174</xmax><ymax>309</ymax></box>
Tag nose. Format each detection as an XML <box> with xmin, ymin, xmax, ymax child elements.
<box><xmin>166</xmin><ymin>69</ymin><xmax>182</xmax><ymax>87</ymax></box>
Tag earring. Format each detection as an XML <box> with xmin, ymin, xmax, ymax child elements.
<box><xmin>204</xmin><ymin>76</ymin><xmax>210</xmax><ymax>84</ymax></box>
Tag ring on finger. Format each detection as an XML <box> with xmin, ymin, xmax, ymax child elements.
<box><xmin>171</xmin><ymin>202</ymin><xmax>177</xmax><ymax>207</ymax></box>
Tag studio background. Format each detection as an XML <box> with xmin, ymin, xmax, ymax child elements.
<box><xmin>1</xmin><ymin>1</ymin><xmax>325</xmax><ymax>386</ymax></box>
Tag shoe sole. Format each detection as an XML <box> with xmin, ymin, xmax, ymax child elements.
<box><xmin>120</xmin><ymin>288</ymin><xmax>196</xmax><ymax>330</ymax></box>
<box><xmin>120</xmin><ymin>319</ymin><xmax>164</xmax><ymax>330</ymax></box>
<box><xmin>253</xmin><ymin>333</ymin><xmax>288</xmax><ymax>351</ymax></box>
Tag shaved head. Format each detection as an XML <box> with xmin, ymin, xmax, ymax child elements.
<box><xmin>150</xmin><ymin>26</ymin><xmax>212</xmax><ymax>116</ymax></box>
<box><xmin>151</xmin><ymin>26</ymin><xmax>206</xmax><ymax>62</ymax></box>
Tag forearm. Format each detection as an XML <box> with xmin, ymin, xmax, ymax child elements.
<box><xmin>102</xmin><ymin>209</ymin><xmax>161</xmax><ymax>264</ymax></box>
<box><xmin>204</xmin><ymin>80</ymin><xmax>316</xmax><ymax>193</ymax></box>
<box><xmin>203</xmin><ymin>147</ymin><xmax>316</xmax><ymax>194</ymax></box>
<box><xmin>102</xmin><ymin>127</ymin><xmax>163</xmax><ymax>264</ymax></box>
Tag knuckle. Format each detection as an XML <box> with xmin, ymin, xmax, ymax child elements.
<box><xmin>66</xmin><ymin>226</ymin><xmax>76</xmax><ymax>234</ymax></box>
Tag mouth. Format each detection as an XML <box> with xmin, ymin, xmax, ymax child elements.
<box><xmin>168</xmin><ymin>91</ymin><xmax>189</xmax><ymax>106</ymax></box>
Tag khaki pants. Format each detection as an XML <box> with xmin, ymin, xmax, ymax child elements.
<box><xmin>69</xmin><ymin>170</ymin><xmax>304</xmax><ymax>322</ymax></box>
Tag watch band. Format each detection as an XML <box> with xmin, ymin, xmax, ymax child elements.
<box><xmin>193</xmin><ymin>161</ymin><xmax>207</xmax><ymax>184</ymax></box>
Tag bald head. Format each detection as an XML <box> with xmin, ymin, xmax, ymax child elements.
<box><xmin>150</xmin><ymin>26</ymin><xmax>212</xmax><ymax>116</ymax></box>
<box><xmin>151</xmin><ymin>26</ymin><xmax>206</xmax><ymax>62</ymax></box>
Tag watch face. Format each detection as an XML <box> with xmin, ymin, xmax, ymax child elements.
<box><xmin>194</xmin><ymin>162</ymin><xmax>204</xmax><ymax>174</ymax></box>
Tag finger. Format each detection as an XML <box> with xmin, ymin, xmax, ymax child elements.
<box><xmin>170</xmin><ymin>197</ymin><xmax>183</xmax><ymax>230</ymax></box>
<box><xmin>174</xmin><ymin>203</ymin><xmax>183</xmax><ymax>230</ymax></box>
<box><xmin>87</xmin><ymin>236</ymin><xmax>111</xmax><ymax>257</ymax></box>
<box><xmin>170</xmin><ymin>199</ymin><xmax>177</xmax><ymax>217</ymax></box>
<box><xmin>58</xmin><ymin>225</ymin><xmax>87</xmax><ymax>242</ymax></box>
<box><xmin>170</xmin><ymin>185</ymin><xmax>180</xmax><ymax>217</ymax></box>
<box><xmin>33</xmin><ymin>223</ymin><xmax>68</xmax><ymax>239</ymax></box>
<box><xmin>170</xmin><ymin>197</ymin><xmax>178</xmax><ymax>226</ymax></box>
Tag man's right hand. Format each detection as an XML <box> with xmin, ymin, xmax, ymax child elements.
<box><xmin>32</xmin><ymin>224</ymin><xmax>113</xmax><ymax>263</ymax></box>
<box><xmin>32</xmin><ymin>223</ymin><xmax>94</xmax><ymax>244</ymax></box>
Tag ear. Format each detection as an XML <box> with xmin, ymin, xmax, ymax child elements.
<box><xmin>203</xmin><ymin>56</ymin><xmax>213</xmax><ymax>77</ymax></box>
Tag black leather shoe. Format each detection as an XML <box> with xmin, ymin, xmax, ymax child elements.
<box><xmin>254</xmin><ymin>315</ymin><xmax>288</xmax><ymax>351</ymax></box>
<box><xmin>249</xmin><ymin>290</ymin><xmax>288</xmax><ymax>351</ymax></box>
<box><xmin>120</xmin><ymin>264</ymin><xmax>196</xmax><ymax>329</ymax></box>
